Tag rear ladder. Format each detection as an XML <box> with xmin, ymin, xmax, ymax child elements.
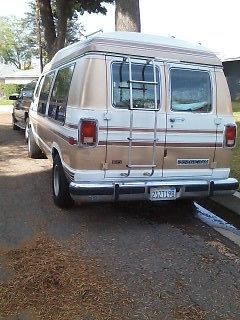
<box><xmin>126</xmin><ymin>57</ymin><xmax>159</xmax><ymax>177</ymax></box>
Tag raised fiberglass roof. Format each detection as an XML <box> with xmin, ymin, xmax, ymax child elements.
<box><xmin>92</xmin><ymin>32</ymin><xmax>210</xmax><ymax>53</ymax></box>
<box><xmin>46</xmin><ymin>32</ymin><xmax>221</xmax><ymax>71</ymax></box>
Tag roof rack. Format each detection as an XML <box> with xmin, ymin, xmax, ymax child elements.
<box><xmin>85</xmin><ymin>29</ymin><xmax>103</xmax><ymax>39</ymax></box>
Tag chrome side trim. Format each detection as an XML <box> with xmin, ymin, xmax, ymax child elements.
<box><xmin>64</xmin><ymin>123</ymin><xmax>78</xmax><ymax>129</ymax></box>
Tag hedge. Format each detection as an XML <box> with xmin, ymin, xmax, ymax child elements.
<box><xmin>0</xmin><ymin>83</ymin><xmax>24</xmax><ymax>99</ymax></box>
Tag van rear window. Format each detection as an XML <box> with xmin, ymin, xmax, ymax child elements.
<box><xmin>112</xmin><ymin>62</ymin><xmax>160</xmax><ymax>109</ymax></box>
<box><xmin>37</xmin><ymin>72</ymin><xmax>55</xmax><ymax>115</ymax></box>
<box><xmin>170</xmin><ymin>68</ymin><xmax>212</xmax><ymax>113</ymax></box>
<box><xmin>48</xmin><ymin>64</ymin><xmax>75</xmax><ymax>123</ymax></box>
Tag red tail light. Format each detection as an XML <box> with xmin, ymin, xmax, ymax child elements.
<box><xmin>224</xmin><ymin>124</ymin><xmax>237</xmax><ymax>148</ymax></box>
<box><xmin>79</xmin><ymin>119</ymin><xmax>98</xmax><ymax>147</ymax></box>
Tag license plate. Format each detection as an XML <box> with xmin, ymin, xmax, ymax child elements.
<box><xmin>150</xmin><ymin>187</ymin><xmax>176</xmax><ymax>201</ymax></box>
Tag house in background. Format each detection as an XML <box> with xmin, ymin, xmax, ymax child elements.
<box><xmin>4</xmin><ymin>68</ymin><xmax>40</xmax><ymax>85</ymax></box>
<box><xmin>0</xmin><ymin>64</ymin><xmax>40</xmax><ymax>98</ymax></box>
<box><xmin>222</xmin><ymin>58</ymin><xmax>240</xmax><ymax>101</ymax></box>
<box><xmin>0</xmin><ymin>64</ymin><xmax>17</xmax><ymax>84</ymax></box>
<box><xmin>0</xmin><ymin>64</ymin><xmax>17</xmax><ymax>98</ymax></box>
<box><xmin>0</xmin><ymin>64</ymin><xmax>39</xmax><ymax>85</ymax></box>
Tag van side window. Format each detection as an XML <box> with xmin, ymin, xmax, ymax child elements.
<box><xmin>37</xmin><ymin>72</ymin><xmax>55</xmax><ymax>115</ymax></box>
<box><xmin>35</xmin><ymin>76</ymin><xmax>44</xmax><ymax>98</ymax></box>
<box><xmin>170</xmin><ymin>68</ymin><xmax>212</xmax><ymax>113</ymax></box>
<box><xmin>48</xmin><ymin>64</ymin><xmax>75</xmax><ymax>123</ymax></box>
<box><xmin>112</xmin><ymin>62</ymin><xmax>160</xmax><ymax>109</ymax></box>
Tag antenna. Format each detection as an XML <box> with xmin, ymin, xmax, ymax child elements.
<box><xmin>85</xmin><ymin>29</ymin><xmax>103</xmax><ymax>39</ymax></box>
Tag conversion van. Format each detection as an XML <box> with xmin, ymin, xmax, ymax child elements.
<box><xmin>28</xmin><ymin>32</ymin><xmax>238</xmax><ymax>207</ymax></box>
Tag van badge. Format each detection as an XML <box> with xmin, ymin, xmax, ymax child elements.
<box><xmin>177</xmin><ymin>159</ymin><xmax>209</xmax><ymax>165</ymax></box>
<box><xmin>112</xmin><ymin>160</ymin><xmax>122</xmax><ymax>164</ymax></box>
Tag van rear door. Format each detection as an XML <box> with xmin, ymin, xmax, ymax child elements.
<box><xmin>104</xmin><ymin>56</ymin><xmax>166</xmax><ymax>179</ymax></box>
<box><xmin>163</xmin><ymin>63</ymin><xmax>217</xmax><ymax>178</ymax></box>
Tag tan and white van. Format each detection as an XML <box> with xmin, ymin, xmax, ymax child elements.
<box><xmin>28</xmin><ymin>32</ymin><xmax>238</xmax><ymax>207</ymax></box>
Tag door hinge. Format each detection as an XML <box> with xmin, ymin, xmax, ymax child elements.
<box><xmin>103</xmin><ymin>112</ymin><xmax>111</xmax><ymax>121</ymax></box>
<box><xmin>214</xmin><ymin>118</ymin><xmax>222</xmax><ymax>125</ymax></box>
<box><xmin>210</xmin><ymin>161</ymin><xmax>217</xmax><ymax>169</ymax></box>
<box><xmin>102</xmin><ymin>162</ymin><xmax>109</xmax><ymax>170</ymax></box>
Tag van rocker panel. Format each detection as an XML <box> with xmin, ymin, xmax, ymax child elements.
<box><xmin>69</xmin><ymin>178</ymin><xmax>238</xmax><ymax>202</ymax></box>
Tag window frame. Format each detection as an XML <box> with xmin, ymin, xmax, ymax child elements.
<box><xmin>111</xmin><ymin>60</ymin><xmax>161</xmax><ymax>111</ymax></box>
<box><xmin>37</xmin><ymin>71</ymin><xmax>55</xmax><ymax>116</ymax></box>
<box><xmin>47</xmin><ymin>62</ymin><xmax>75</xmax><ymax>125</ymax></box>
<box><xmin>169</xmin><ymin>66</ymin><xmax>213</xmax><ymax>114</ymax></box>
<box><xmin>34</xmin><ymin>76</ymin><xmax>44</xmax><ymax>100</ymax></box>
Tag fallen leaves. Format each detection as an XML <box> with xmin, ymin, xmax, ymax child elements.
<box><xmin>174</xmin><ymin>305</ymin><xmax>207</xmax><ymax>320</ymax></box>
<box><xmin>0</xmin><ymin>234</ymin><xmax>131</xmax><ymax>320</ymax></box>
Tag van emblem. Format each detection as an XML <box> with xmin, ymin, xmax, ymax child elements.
<box><xmin>112</xmin><ymin>160</ymin><xmax>122</xmax><ymax>164</ymax></box>
<box><xmin>177</xmin><ymin>159</ymin><xmax>209</xmax><ymax>165</ymax></box>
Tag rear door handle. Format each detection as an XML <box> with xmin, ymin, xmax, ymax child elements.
<box><xmin>169</xmin><ymin>117</ymin><xmax>185</xmax><ymax>123</ymax></box>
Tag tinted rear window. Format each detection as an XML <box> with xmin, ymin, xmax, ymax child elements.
<box><xmin>48</xmin><ymin>64</ymin><xmax>75</xmax><ymax>123</ymax></box>
<box><xmin>37</xmin><ymin>72</ymin><xmax>55</xmax><ymax>115</ymax></box>
<box><xmin>170</xmin><ymin>68</ymin><xmax>212</xmax><ymax>113</ymax></box>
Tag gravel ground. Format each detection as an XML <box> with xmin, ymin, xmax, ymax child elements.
<box><xmin>1</xmin><ymin>112</ymin><xmax>240</xmax><ymax>320</ymax></box>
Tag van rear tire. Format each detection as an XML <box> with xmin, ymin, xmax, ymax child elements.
<box><xmin>27</xmin><ymin>127</ymin><xmax>43</xmax><ymax>159</ymax></box>
<box><xmin>12</xmin><ymin>115</ymin><xmax>19</xmax><ymax>131</ymax></box>
<box><xmin>52</xmin><ymin>154</ymin><xmax>74</xmax><ymax>208</ymax></box>
<box><xmin>25</xmin><ymin>118</ymin><xmax>29</xmax><ymax>142</ymax></box>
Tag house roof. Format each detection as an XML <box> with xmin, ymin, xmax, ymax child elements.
<box><xmin>0</xmin><ymin>64</ymin><xmax>17</xmax><ymax>78</ymax></box>
<box><xmin>222</xmin><ymin>57</ymin><xmax>240</xmax><ymax>62</ymax></box>
<box><xmin>7</xmin><ymin>68</ymin><xmax>40</xmax><ymax>78</ymax></box>
<box><xmin>5</xmin><ymin>68</ymin><xmax>40</xmax><ymax>84</ymax></box>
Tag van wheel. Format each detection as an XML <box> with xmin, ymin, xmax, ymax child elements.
<box><xmin>27</xmin><ymin>127</ymin><xmax>43</xmax><ymax>159</ymax></box>
<box><xmin>52</xmin><ymin>154</ymin><xmax>74</xmax><ymax>208</ymax></box>
<box><xmin>25</xmin><ymin>118</ymin><xmax>29</xmax><ymax>142</ymax></box>
<box><xmin>12</xmin><ymin>115</ymin><xmax>19</xmax><ymax>131</ymax></box>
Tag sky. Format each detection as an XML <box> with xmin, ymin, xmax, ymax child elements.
<box><xmin>1</xmin><ymin>0</ymin><xmax>240</xmax><ymax>59</ymax></box>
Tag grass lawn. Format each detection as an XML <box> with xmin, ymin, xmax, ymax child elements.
<box><xmin>0</xmin><ymin>99</ymin><xmax>12</xmax><ymax>105</ymax></box>
<box><xmin>231</xmin><ymin>101</ymin><xmax>240</xmax><ymax>186</ymax></box>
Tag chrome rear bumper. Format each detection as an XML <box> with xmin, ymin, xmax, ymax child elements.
<box><xmin>69</xmin><ymin>178</ymin><xmax>239</xmax><ymax>203</ymax></box>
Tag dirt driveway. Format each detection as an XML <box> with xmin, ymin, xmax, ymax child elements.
<box><xmin>1</xmin><ymin>112</ymin><xmax>240</xmax><ymax>320</ymax></box>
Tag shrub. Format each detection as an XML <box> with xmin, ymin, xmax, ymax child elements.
<box><xmin>0</xmin><ymin>83</ymin><xmax>23</xmax><ymax>99</ymax></box>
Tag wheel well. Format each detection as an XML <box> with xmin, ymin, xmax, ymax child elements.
<box><xmin>52</xmin><ymin>148</ymin><xmax>59</xmax><ymax>161</ymax></box>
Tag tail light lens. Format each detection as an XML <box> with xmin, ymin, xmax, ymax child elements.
<box><xmin>224</xmin><ymin>124</ymin><xmax>237</xmax><ymax>148</ymax></box>
<box><xmin>79</xmin><ymin>119</ymin><xmax>98</xmax><ymax>147</ymax></box>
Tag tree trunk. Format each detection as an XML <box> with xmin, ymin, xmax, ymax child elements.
<box><xmin>115</xmin><ymin>0</ymin><xmax>141</xmax><ymax>32</ymax></box>
<box><xmin>38</xmin><ymin>0</ymin><xmax>56</xmax><ymax>60</ymax></box>
<box><xmin>35</xmin><ymin>0</ymin><xmax>43</xmax><ymax>72</ymax></box>
<box><xmin>55</xmin><ymin>0</ymin><xmax>69</xmax><ymax>53</ymax></box>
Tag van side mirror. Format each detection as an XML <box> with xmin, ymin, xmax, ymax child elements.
<box><xmin>9</xmin><ymin>94</ymin><xmax>19</xmax><ymax>101</ymax></box>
